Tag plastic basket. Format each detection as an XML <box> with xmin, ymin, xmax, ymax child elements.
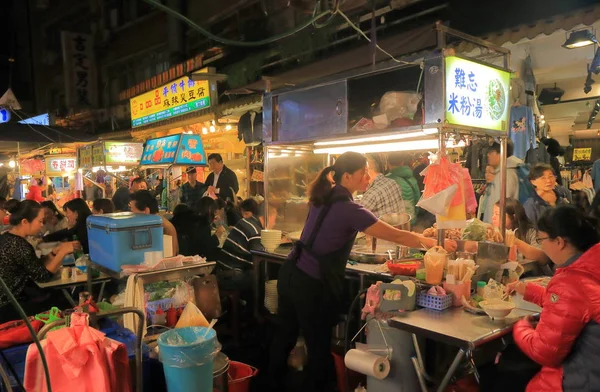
<box><xmin>416</xmin><ymin>291</ymin><xmax>453</xmax><ymax>311</ymax></box>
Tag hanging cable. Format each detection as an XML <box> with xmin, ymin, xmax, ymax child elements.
<box><xmin>9</xmin><ymin>110</ymin><xmax>56</xmax><ymax>143</ymax></box>
<box><xmin>13</xmin><ymin>109</ymin><xmax>85</xmax><ymax>142</ymax></box>
<box><xmin>142</xmin><ymin>0</ymin><xmax>333</xmax><ymax>47</ymax></box>
<box><xmin>0</xmin><ymin>275</ymin><xmax>52</xmax><ymax>392</ymax></box>
<box><xmin>337</xmin><ymin>9</ymin><xmax>417</xmax><ymax>65</ymax></box>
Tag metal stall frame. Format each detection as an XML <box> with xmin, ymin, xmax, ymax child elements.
<box><xmin>262</xmin><ymin>22</ymin><xmax>512</xmax><ymax>243</ymax></box>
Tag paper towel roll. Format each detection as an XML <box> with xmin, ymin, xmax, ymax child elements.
<box><xmin>344</xmin><ymin>349</ymin><xmax>390</xmax><ymax>380</ymax></box>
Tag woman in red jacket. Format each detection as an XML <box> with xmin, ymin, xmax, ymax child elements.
<box><xmin>508</xmin><ymin>205</ymin><xmax>600</xmax><ymax>391</ymax></box>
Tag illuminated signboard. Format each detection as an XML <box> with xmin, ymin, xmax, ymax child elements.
<box><xmin>130</xmin><ymin>76</ymin><xmax>211</xmax><ymax>128</ymax></box>
<box><xmin>18</xmin><ymin>113</ymin><xmax>50</xmax><ymax>126</ymax></box>
<box><xmin>140</xmin><ymin>135</ymin><xmax>181</xmax><ymax>165</ymax></box>
<box><xmin>445</xmin><ymin>56</ymin><xmax>510</xmax><ymax>132</ymax></box>
<box><xmin>104</xmin><ymin>142</ymin><xmax>143</xmax><ymax>165</ymax></box>
<box><xmin>92</xmin><ymin>143</ymin><xmax>104</xmax><ymax>166</ymax></box>
<box><xmin>46</xmin><ymin>157</ymin><xmax>77</xmax><ymax>175</ymax></box>
<box><xmin>175</xmin><ymin>134</ymin><xmax>207</xmax><ymax>165</ymax></box>
<box><xmin>78</xmin><ymin>146</ymin><xmax>92</xmax><ymax>169</ymax></box>
<box><xmin>140</xmin><ymin>134</ymin><xmax>206</xmax><ymax>166</ymax></box>
<box><xmin>0</xmin><ymin>108</ymin><xmax>10</xmax><ymax>124</ymax></box>
<box><xmin>573</xmin><ymin>148</ymin><xmax>592</xmax><ymax>161</ymax></box>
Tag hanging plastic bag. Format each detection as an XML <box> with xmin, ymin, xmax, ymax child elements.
<box><xmin>422</xmin><ymin>155</ymin><xmax>464</xmax><ymax>206</ymax></box>
<box><xmin>462</xmin><ymin>168</ymin><xmax>477</xmax><ymax>215</ymax></box>
<box><xmin>417</xmin><ymin>184</ymin><xmax>457</xmax><ymax>216</ymax></box>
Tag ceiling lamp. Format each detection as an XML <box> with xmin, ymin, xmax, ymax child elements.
<box><xmin>563</xmin><ymin>29</ymin><xmax>598</xmax><ymax>49</ymax></box>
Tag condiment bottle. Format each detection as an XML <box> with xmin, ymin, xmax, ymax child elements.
<box><xmin>166</xmin><ymin>305</ymin><xmax>177</xmax><ymax>327</ymax></box>
<box><xmin>477</xmin><ymin>281</ymin><xmax>487</xmax><ymax>297</ymax></box>
<box><xmin>154</xmin><ymin>306</ymin><xmax>166</xmax><ymax>326</ymax></box>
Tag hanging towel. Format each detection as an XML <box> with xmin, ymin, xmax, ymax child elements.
<box><xmin>124</xmin><ymin>274</ymin><xmax>147</xmax><ymax>337</ymax></box>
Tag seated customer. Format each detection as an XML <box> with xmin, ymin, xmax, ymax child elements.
<box><xmin>486</xmin><ymin>205</ymin><xmax>600</xmax><ymax>391</ymax></box>
<box><xmin>40</xmin><ymin>201</ymin><xmax>69</xmax><ymax>234</ymax></box>
<box><xmin>170</xmin><ymin>204</ymin><xmax>199</xmax><ymax>256</ymax></box>
<box><xmin>191</xmin><ymin>197</ymin><xmax>223</xmax><ymax>260</ymax></box>
<box><xmin>92</xmin><ymin>198</ymin><xmax>115</xmax><ymax>215</ymax></box>
<box><xmin>43</xmin><ymin>198</ymin><xmax>92</xmax><ymax>254</ymax></box>
<box><xmin>130</xmin><ymin>190</ymin><xmax>179</xmax><ymax>256</ymax></box>
<box><xmin>221</xmin><ymin>199</ymin><xmax>264</xmax><ymax>267</ymax></box>
<box><xmin>0</xmin><ymin>200</ymin><xmax>78</xmax><ymax>322</ymax></box>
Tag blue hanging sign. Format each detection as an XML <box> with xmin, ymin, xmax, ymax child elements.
<box><xmin>140</xmin><ymin>134</ymin><xmax>181</xmax><ymax>165</ymax></box>
<box><xmin>0</xmin><ymin>108</ymin><xmax>11</xmax><ymax>124</ymax></box>
<box><xmin>174</xmin><ymin>134</ymin><xmax>207</xmax><ymax>165</ymax></box>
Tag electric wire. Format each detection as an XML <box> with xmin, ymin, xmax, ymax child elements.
<box><xmin>143</xmin><ymin>0</ymin><xmax>333</xmax><ymax>47</ymax></box>
<box><xmin>9</xmin><ymin>109</ymin><xmax>56</xmax><ymax>143</ymax></box>
<box><xmin>0</xmin><ymin>274</ymin><xmax>52</xmax><ymax>392</ymax></box>
<box><xmin>13</xmin><ymin>109</ymin><xmax>85</xmax><ymax>142</ymax></box>
<box><xmin>143</xmin><ymin>0</ymin><xmax>413</xmax><ymax>64</ymax></box>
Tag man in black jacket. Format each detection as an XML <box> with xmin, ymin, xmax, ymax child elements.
<box><xmin>206</xmin><ymin>153</ymin><xmax>239</xmax><ymax>202</ymax></box>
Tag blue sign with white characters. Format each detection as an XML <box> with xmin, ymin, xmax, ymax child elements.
<box><xmin>140</xmin><ymin>134</ymin><xmax>181</xmax><ymax>165</ymax></box>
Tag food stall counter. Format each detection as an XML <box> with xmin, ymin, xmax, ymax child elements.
<box><xmin>389</xmin><ymin>307</ymin><xmax>538</xmax><ymax>392</ymax></box>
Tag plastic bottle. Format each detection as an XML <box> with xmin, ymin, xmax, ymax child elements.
<box><xmin>154</xmin><ymin>306</ymin><xmax>167</xmax><ymax>326</ymax></box>
<box><xmin>477</xmin><ymin>281</ymin><xmax>487</xmax><ymax>297</ymax></box>
<box><xmin>72</xmin><ymin>235</ymin><xmax>83</xmax><ymax>260</ymax></box>
<box><xmin>166</xmin><ymin>305</ymin><xmax>177</xmax><ymax>328</ymax></box>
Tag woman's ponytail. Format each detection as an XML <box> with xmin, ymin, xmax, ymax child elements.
<box><xmin>309</xmin><ymin>166</ymin><xmax>335</xmax><ymax>206</ymax></box>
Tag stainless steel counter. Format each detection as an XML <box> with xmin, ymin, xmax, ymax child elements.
<box><xmin>389</xmin><ymin>307</ymin><xmax>536</xmax><ymax>351</ymax></box>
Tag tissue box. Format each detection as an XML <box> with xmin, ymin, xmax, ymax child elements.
<box><xmin>87</xmin><ymin>212</ymin><xmax>164</xmax><ymax>272</ymax></box>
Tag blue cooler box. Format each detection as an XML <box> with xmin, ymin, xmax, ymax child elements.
<box><xmin>87</xmin><ymin>212</ymin><xmax>164</xmax><ymax>272</ymax></box>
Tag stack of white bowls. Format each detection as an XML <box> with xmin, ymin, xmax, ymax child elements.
<box><xmin>261</xmin><ymin>229</ymin><xmax>282</xmax><ymax>253</ymax></box>
<box><xmin>265</xmin><ymin>280</ymin><xmax>278</xmax><ymax>314</ymax></box>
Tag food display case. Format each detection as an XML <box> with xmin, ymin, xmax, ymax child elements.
<box><xmin>264</xmin><ymin>145</ymin><xmax>328</xmax><ymax>233</ymax></box>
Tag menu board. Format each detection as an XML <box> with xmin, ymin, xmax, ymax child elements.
<box><xmin>92</xmin><ymin>143</ymin><xmax>105</xmax><ymax>166</ymax></box>
<box><xmin>140</xmin><ymin>135</ymin><xmax>181</xmax><ymax>166</ymax></box>
<box><xmin>174</xmin><ymin>134</ymin><xmax>207</xmax><ymax>165</ymax></box>
<box><xmin>573</xmin><ymin>148</ymin><xmax>592</xmax><ymax>161</ymax></box>
<box><xmin>78</xmin><ymin>146</ymin><xmax>92</xmax><ymax>169</ymax></box>
<box><xmin>105</xmin><ymin>142</ymin><xmax>143</xmax><ymax>165</ymax></box>
<box><xmin>445</xmin><ymin>56</ymin><xmax>510</xmax><ymax>132</ymax></box>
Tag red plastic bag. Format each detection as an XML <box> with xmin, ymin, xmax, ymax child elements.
<box><xmin>0</xmin><ymin>317</ymin><xmax>44</xmax><ymax>350</ymax></box>
<box><xmin>423</xmin><ymin>156</ymin><xmax>464</xmax><ymax>206</ymax></box>
<box><xmin>462</xmin><ymin>168</ymin><xmax>477</xmax><ymax>215</ymax></box>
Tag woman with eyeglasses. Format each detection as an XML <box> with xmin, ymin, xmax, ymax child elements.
<box><xmin>523</xmin><ymin>163</ymin><xmax>569</xmax><ymax>228</ymax></box>
<box><xmin>498</xmin><ymin>205</ymin><xmax>600</xmax><ymax>391</ymax></box>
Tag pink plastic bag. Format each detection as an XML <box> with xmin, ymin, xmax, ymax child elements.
<box><xmin>462</xmin><ymin>168</ymin><xmax>477</xmax><ymax>215</ymax></box>
<box><xmin>423</xmin><ymin>156</ymin><xmax>464</xmax><ymax>207</ymax></box>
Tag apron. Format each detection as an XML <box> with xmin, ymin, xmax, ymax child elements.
<box><xmin>279</xmin><ymin>194</ymin><xmax>357</xmax><ymax>326</ymax></box>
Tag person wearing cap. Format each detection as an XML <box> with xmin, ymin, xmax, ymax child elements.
<box><xmin>206</xmin><ymin>153</ymin><xmax>239</xmax><ymax>202</ymax></box>
<box><xmin>181</xmin><ymin>167</ymin><xmax>207</xmax><ymax>208</ymax></box>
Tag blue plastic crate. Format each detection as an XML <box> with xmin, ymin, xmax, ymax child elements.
<box><xmin>416</xmin><ymin>291</ymin><xmax>453</xmax><ymax>311</ymax></box>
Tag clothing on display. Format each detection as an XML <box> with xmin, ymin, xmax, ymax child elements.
<box><xmin>509</xmin><ymin>106</ymin><xmax>537</xmax><ymax>160</ymax></box>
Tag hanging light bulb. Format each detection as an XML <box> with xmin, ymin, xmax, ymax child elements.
<box><xmin>202</xmin><ymin>127</ymin><xmax>208</xmax><ymax>134</ymax></box>
<box><xmin>540</xmin><ymin>115</ymin><xmax>545</xmax><ymax>120</ymax></box>
<box><xmin>210</xmin><ymin>125</ymin><xmax>216</xmax><ymax>133</ymax></box>
<box><xmin>8</xmin><ymin>160</ymin><xmax>15</xmax><ymax>168</ymax></box>
<box><xmin>225</xmin><ymin>124</ymin><xmax>232</xmax><ymax>131</ymax></box>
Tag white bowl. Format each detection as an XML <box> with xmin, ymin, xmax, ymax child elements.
<box><xmin>479</xmin><ymin>300</ymin><xmax>516</xmax><ymax>320</ymax></box>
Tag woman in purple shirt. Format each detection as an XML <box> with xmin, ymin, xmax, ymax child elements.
<box><xmin>267</xmin><ymin>152</ymin><xmax>455</xmax><ymax>391</ymax></box>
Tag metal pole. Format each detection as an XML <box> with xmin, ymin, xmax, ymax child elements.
<box><xmin>17</xmin><ymin>142</ymin><xmax>21</xmax><ymax>177</ymax></box>
<box><xmin>437</xmin><ymin>131</ymin><xmax>445</xmax><ymax>247</ymax></box>
<box><xmin>499</xmin><ymin>138</ymin><xmax>507</xmax><ymax>236</ymax></box>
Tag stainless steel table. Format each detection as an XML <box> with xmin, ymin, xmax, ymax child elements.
<box><xmin>389</xmin><ymin>307</ymin><xmax>538</xmax><ymax>392</ymax></box>
<box><xmin>37</xmin><ymin>271</ymin><xmax>112</xmax><ymax>307</ymax></box>
<box><xmin>250</xmin><ymin>247</ymin><xmax>395</xmax><ymax>319</ymax></box>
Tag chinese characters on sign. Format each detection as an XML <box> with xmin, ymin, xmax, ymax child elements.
<box><xmin>78</xmin><ymin>146</ymin><xmax>92</xmax><ymax>169</ymax></box>
<box><xmin>175</xmin><ymin>134</ymin><xmax>207</xmax><ymax>165</ymax></box>
<box><xmin>130</xmin><ymin>76</ymin><xmax>211</xmax><ymax>128</ymax></box>
<box><xmin>105</xmin><ymin>142</ymin><xmax>143</xmax><ymax>165</ymax></box>
<box><xmin>445</xmin><ymin>57</ymin><xmax>510</xmax><ymax>132</ymax></box>
<box><xmin>46</xmin><ymin>158</ymin><xmax>76</xmax><ymax>175</ymax></box>
<box><xmin>140</xmin><ymin>135</ymin><xmax>181</xmax><ymax>165</ymax></box>
<box><xmin>573</xmin><ymin>148</ymin><xmax>592</xmax><ymax>161</ymax></box>
<box><xmin>61</xmin><ymin>32</ymin><xmax>97</xmax><ymax>108</ymax></box>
